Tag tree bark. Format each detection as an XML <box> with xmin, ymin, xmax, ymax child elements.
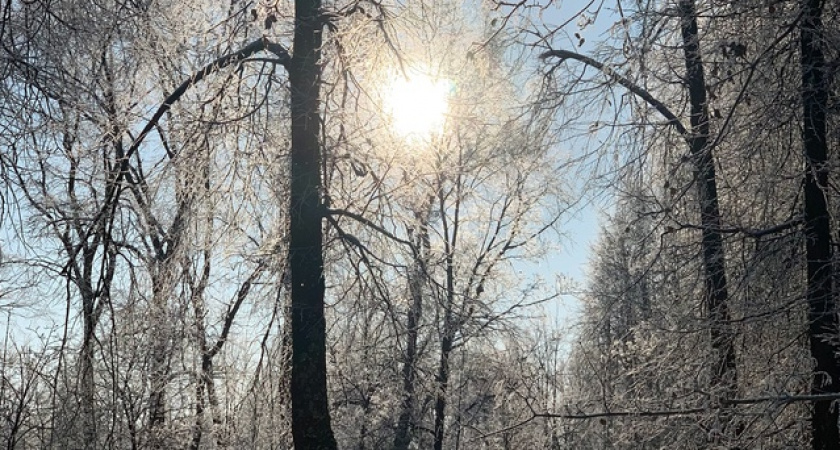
<box><xmin>288</xmin><ymin>0</ymin><xmax>337</xmax><ymax>448</ymax></box>
<box><xmin>433</xmin><ymin>328</ymin><xmax>454</xmax><ymax>450</ymax></box>
<box><xmin>800</xmin><ymin>1</ymin><xmax>839</xmax><ymax>448</ymax></box>
<box><xmin>677</xmin><ymin>1</ymin><xmax>739</xmax><ymax>429</ymax></box>
<box><xmin>394</xmin><ymin>205</ymin><xmax>430</xmax><ymax>450</ymax></box>
<box><xmin>80</xmin><ymin>302</ymin><xmax>97</xmax><ymax>450</ymax></box>
<box><xmin>147</xmin><ymin>281</ymin><xmax>171</xmax><ymax>446</ymax></box>
<box><xmin>434</xmin><ymin>182</ymin><xmax>460</xmax><ymax>450</ymax></box>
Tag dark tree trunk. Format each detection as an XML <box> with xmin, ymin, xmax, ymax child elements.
<box><xmin>394</xmin><ymin>271</ymin><xmax>423</xmax><ymax>448</ymax></box>
<box><xmin>433</xmin><ymin>240</ymin><xmax>457</xmax><ymax>450</ymax></box>
<box><xmin>190</xmin><ymin>269</ymin><xmax>225</xmax><ymax>450</ymax></box>
<box><xmin>678</xmin><ymin>0</ymin><xmax>739</xmax><ymax>440</ymax></box>
<box><xmin>433</xmin><ymin>175</ymin><xmax>461</xmax><ymax>450</ymax></box>
<box><xmin>288</xmin><ymin>0</ymin><xmax>337</xmax><ymax>448</ymax></box>
<box><xmin>147</xmin><ymin>282</ymin><xmax>170</xmax><ymax>446</ymax></box>
<box><xmin>800</xmin><ymin>1</ymin><xmax>839</xmax><ymax>448</ymax></box>
<box><xmin>75</xmin><ymin>241</ymin><xmax>113</xmax><ymax>450</ymax></box>
<box><xmin>394</xmin><ymin>206</ymin><xmax>431</xmax><ymax>450</ymax></box>
<box><xmin>433</xmin><ymin>332</ymin><xmax>453</xmax><ymax>450</ymax></box>
<box><xmin>393</xmin><ymin>285</ymin><xmax>421</xmax><ymax>450</ymax></box>
<box><xmin>80</xmin><ymin>304</ymin><xmax>97</xmax><ymax>450</ymax></box>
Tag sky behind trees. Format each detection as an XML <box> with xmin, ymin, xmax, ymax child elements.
<box><xmin>2</xmin><ymin>1</ymin><xmax>839</xmax><ymax>449</ymax></box>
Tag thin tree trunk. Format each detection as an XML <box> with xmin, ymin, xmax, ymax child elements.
<box><xmin>76</xmin><ymin>245</ymin><xmax>113</xmax><ymax>450</ymax></box>
<box><xmin>434</xmin><ymin>185</ymin><xmax>460</xmax><ymax>450</ymax></box>
<box><xmin>433</xmin><ymin>330</ymin><xmax>454</xmax><ymax>450</ymax></box>
<box><xmin>146</xmin><ymin>252</ymin><xmax>183</xmax><ymax>448</ymax></box>
<box><xmin>189</xmin><ymin>259</ymin><xmax>221</xmax><ymax>450</ymax></box>
<box><xmin>288</xmin><ymin>0</ymin><xmax>337</xmax><ymax>447</ymax></box>
<box><xmin>147</xmin><ymin>283</ymin><xmax>169</xmax><ymax>446</ymax></box>
<box><xmin>394</xmin><ymin>204</ymin><xmax>431</xmax><ymax>450</ymax></box>
<box><xmin>81</xmin><ymin>306</ymin><xmax>96</xmax><ymax>450</ymax></box>
<box><xmin>800</xmin><ymin>1</ymin><xmax>839</xmax><ymax>448</ymax></box>
<box><xmin>678</xmin><ymin>0</ymin><xmax>739</xmax><ymax>440</ymax></box>
<box><xmin>190</xmin><ymin>371</ymin><xmax>205</xmax><ymax>450</ymax></box>
<box><xmin>393</xmin><ymin>280</ymin><xmax>422</xmax><ymax>450</ymax></box>
<box><xmin>202</xmin><ymin>353</ymin><xmax>224</xmax><ymax>446</ymax></box>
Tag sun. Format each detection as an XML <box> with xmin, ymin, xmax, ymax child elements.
<box><xmin>383</xmin><ymin>72</ymin><xmax>453</xmax><ymax>139</ymax></box>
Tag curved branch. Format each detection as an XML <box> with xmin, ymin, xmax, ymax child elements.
<box><xmin>84</xmin><ymin>39</ymin><xmax>290</xmax><ymax>248</ymax></box>
<box><xmin>541</xmin><ymin>49</ymin><xmax>689</xmax><ymax>138</ymax></box>
<box><xmin>126</xmin><ymin>38</ymin><xmax>291</xmax><ymax>161</ymax></box>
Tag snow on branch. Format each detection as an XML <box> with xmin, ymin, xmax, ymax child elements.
<box><xmin>126</xmin><ymin>38</ymin><xmax>291</xmax><ymax>161</ymax></box>
<box><xmin>540</xmin><ymin>49</ymin><xmax>689</xmax><ymax>138</ymax></box>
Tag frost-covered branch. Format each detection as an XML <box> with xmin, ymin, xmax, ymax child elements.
<box><xmin>126</xmin><ymin>38</ymin><xmax>291</xmax><ymax>161</ymax></box>
<box><xmin>541</xmin><ymin>49</ymin><xmax>689</xmax><ymax>138</ymax></box>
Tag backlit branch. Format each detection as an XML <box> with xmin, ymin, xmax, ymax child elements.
<box><xmin>126</xmin><ymin>38</ymin><xmax>291</xmax><ymax>161</ymax></box>
<box><xmin>541</xmin><ymin>49</ymin><xmax>689</xmax><ymax>138</ymax></box>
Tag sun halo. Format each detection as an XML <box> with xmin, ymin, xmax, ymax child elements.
<box><xmin>383</xmin><ymin>73</ymin><xmax>452</xmax><ymax>140</ymax></box>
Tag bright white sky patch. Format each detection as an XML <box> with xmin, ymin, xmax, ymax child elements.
<box><xmin>383</xmin><ymin>73</ymin><xmax>452</xmax><ymax>139</ymax></box>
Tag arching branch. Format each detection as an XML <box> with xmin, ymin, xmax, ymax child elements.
<box><xmin>84</xmin><ymin>38</ymin><xmax>291</xmax><ymax>247</ymax></box>
<box><xmin>126</xmin><ymin>38</ymin><xmax>290</xmax><ymax>161</ymax></box>
<box><xmin>541</xmin><ymin>49</ymin><xmax>689</xmax><ymax>138</ymax></box>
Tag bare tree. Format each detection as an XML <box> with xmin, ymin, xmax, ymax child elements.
<box><xmin>800</xmin><ymin>0</ymin><xmax>839</xmax><ymax>447</ymax></box>
<box><xmin>542</xmin><ymin>0</ymin><xmax>740</xmax><ymax>436</ymax></box>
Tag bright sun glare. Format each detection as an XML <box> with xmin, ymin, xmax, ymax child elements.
<box><xmin>384</xmin><ymin>73</ymin><xmax>452</xmax><ymax>139</ymax></box>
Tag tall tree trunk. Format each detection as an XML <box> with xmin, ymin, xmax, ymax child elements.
<box><xmin>146</xmin><ymin>249</ymin><xmax>184</xmax><ymax>448</ymax></box>
<box><xmin>288</xmin><ymin>0</ymin><xmax>337</xmax><ymax>448</ymax></box>
<box><xmin>75</xmin><ymin>244</ymin><xmax>113</xmax><ymax>450</ymax></box>
<box><xmin>394</xmin><ymin>204</ymin><xmax>431</xmax><ymax>450</ymax></box>
<box><xmin>393</xmin><ymin>277</ymin><xmax>422</xmax><ymax>450</ymax></box>
<box><xmin>147</xmin><ymin>281</ymin><xmax>170</xmax><ymax>447</ymax></box>
<box><xmin>800</xmin><ymin>1</ymin><xmax>839</xmax><ymax>448</ymax></box>
<box><xmin>434</xmin><ymin>185</ymin><xmax>460</xmax><ymax>450</ymax></box>
<box><xmin>678</xmin><ymin>0</ymin><xmax>739</xmax><ymax>440</ymax></box>
<box><xmin>189</xmin><ymin>254</ymin><xmax>225</xmax><ymax>450</ymax></box>
<box><xmin>80</xmin><ymin>303</ymin><xmax>96</xmax><ymax>450</ymax></box>
<box><xmin>433</xmin><ymin>324</ymin><xmax>454</xmax><ymax>450</ymax></box>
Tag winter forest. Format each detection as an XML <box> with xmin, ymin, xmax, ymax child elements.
<box><xmin>1</xmin><ymin>0</ymin><xmax>839</xmax><ymax>448</ymax></box>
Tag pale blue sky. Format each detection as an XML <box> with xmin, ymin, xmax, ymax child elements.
<box><xmin>528</xmin><ymin>1</ymin><xmax>621</xmax><ymax>326</ymax></box>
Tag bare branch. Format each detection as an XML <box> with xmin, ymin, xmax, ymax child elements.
<box><xmin>326</xmin><ymin>207</ymin><xmax>413</xmax><ymax>246</ymax></box>
<box><xmin>540</xmin><ymin>49</ymin><xmax>689</xmax><ymax>138</ymax></box>
<box><xmin>125</xmin><ymin>38</ymin><xmax>290</xmax><ymax>161</ymax></box>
